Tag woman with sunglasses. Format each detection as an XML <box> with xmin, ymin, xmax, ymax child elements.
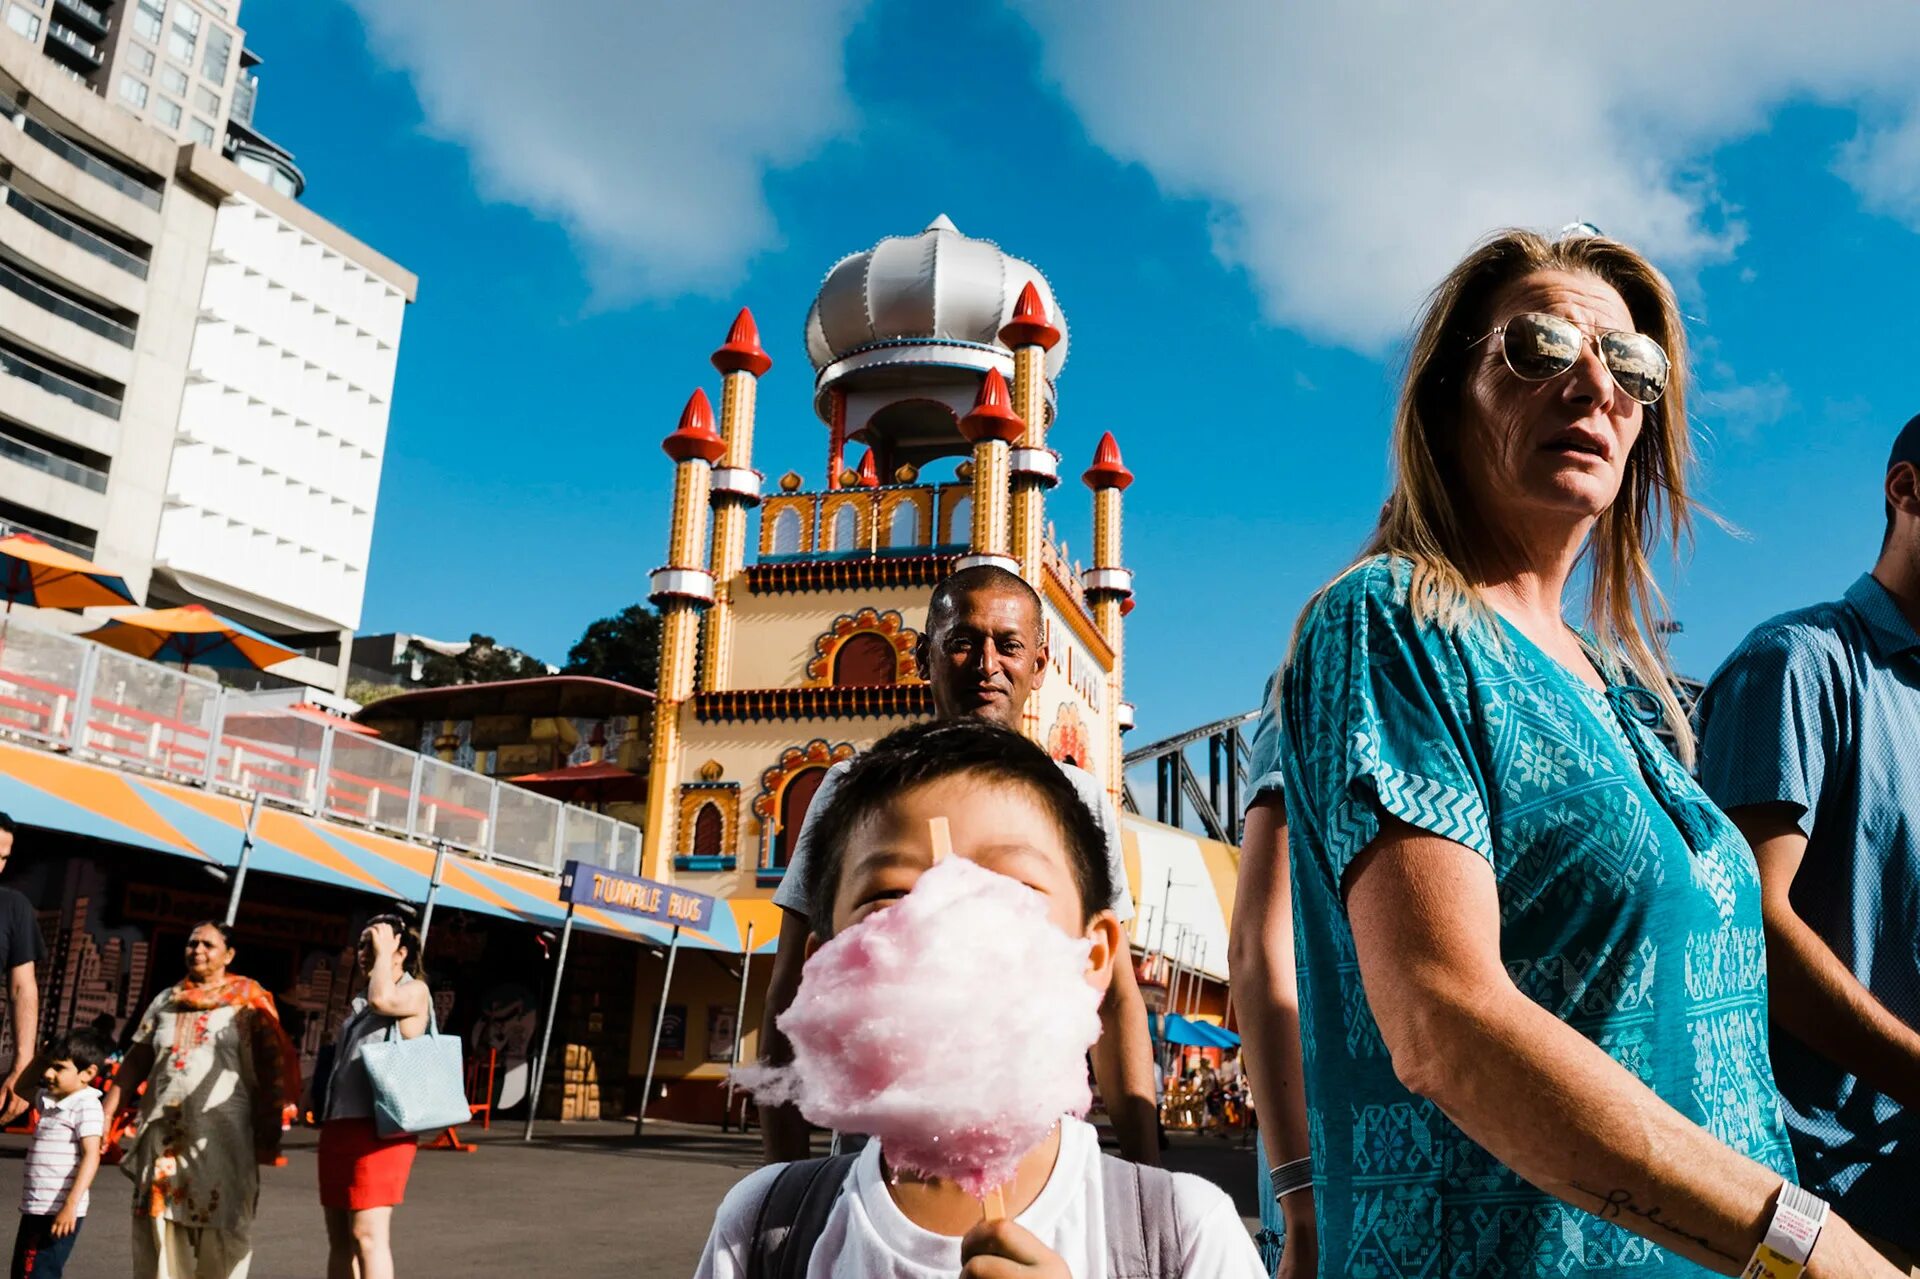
<box><xmin>1266</xmin><ymin>228</ymin><xmax>1901</xmax><ymax>1278</ymax></box>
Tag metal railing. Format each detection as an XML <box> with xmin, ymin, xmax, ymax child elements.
<box><xmin>1121</xmin><ymin>710</ymin><xmax>1257</xmax><ymax>844</ymax></box>
<box><xmin>6</xmin><ymin>109</ymin><xmax>165</xmax><ymax>211</ymax></box>
<box><xmin>51</xmin><ymin>0</ymin><xmax>108</xmax><ymax>33</ymax></box>
<box><xmin>0</xmin><ymin>617</ymin><xmax>644</xmax><ymax>875</ymax></box>
<box><xmin>44</xmin><ymin>23</ymin><xmax>102</xmax><ymax>63</ymax></box>
<box><xmin>0</xmin><ymin>343</ymin><xmax>122</xmax><ymax>419</ymax></box>
<box><xmin>1</xmin><ymin>186</ymin><xmax>150</xmax><ymax>279</ymax></box>
<box><xmin>0</xmin><ymin>519</ymin><xmax>94</xmax><ymax>559</ymax></box>
<box><xmin>0</xmin><ymin>430</ymin><xmax>108</xmax><ymax>492</ymax></box>
<box><xmin>0</xmin><ymin>258</ymin><xmax>135</xmax><ymax>347</ymax></box>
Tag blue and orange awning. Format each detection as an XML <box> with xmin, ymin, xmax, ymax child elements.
<box><xmin>0</xmin><ymin>740</ymin><xmax>775</xmax><ymax>953</ymax></box>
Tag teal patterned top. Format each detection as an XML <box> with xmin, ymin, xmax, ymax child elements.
<box><xmin>1279</xmin><ymin>556</ymin><xmax>1794</xmax><ymax>1278</ymax></box>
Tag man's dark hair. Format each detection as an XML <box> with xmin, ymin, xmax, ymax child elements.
<box><xmin>0</xmin><ymin>812</ymin><xmax>15</xmax><ymax>836</ymax></box>
<box><xmin>48</xmin><ymin>1027</ymin><xmax>113</xmax><ymax>1072</ymax></box>
<box><xmin>927</xmin><ymin>565</ymin><xmax>1042</xmax><ymax>632</ymax></box>
<box><xmin>802</xmin><ymin>720</ymin><xmax>1112</xmax><ymax>938</ymax></box>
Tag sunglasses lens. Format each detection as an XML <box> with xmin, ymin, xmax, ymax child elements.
<box><xmin>1501</xmin><ymin>313</ymin><xmax>1581</xmax><ymax>381</ymax></box>
<box><xmin>1599</xmin><ymin>331</ymin><xmax>1669</xmax><ymax>404</ymax></box>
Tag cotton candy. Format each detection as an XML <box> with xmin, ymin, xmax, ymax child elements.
<box><xmin>734</xmin><ymin>856</ymin><xmax>1103</xmax><ymax>1197</ymax></box>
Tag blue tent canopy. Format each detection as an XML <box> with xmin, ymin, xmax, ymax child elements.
<box><xmin>1153</xmin><ymin>1013</ymin><xmax>1242</xmax><ymax>1049</ymax></box>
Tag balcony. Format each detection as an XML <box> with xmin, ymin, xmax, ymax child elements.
<box><xmin>0</xmin><ymin>517</ymin><xmax>92</xmax><ymax>559</ymax></box>
<box><xmin>0</xmin><ymin>429</ymin><xmax>109</xmax><ymax>493</ymax></box>
<box><xmin>0</xmin><ymin>342</ymin><xmax>122</xmax><ymax>419</ymax></box>
<box><xmin>50</xmin><ymin>0</ymin><xmax>109</xmax><ymax>37</ymax></box>
<box><xmin>2</xmin><ymin>106</ymin><xmax>166</xmax><ymax>211</ymax></box>
<box><xmin>0</xmin><ymin>259</ymin><xmax>135</xmax><ymax>348</ymax></box>
<box><xmin>43</xmin><ymin>23</ymin><xmax>103</xmax><ymax>69</ymax></box>
<box><xmin>0</xmin><ymin>618</ymin><xmax>645</xmax><ymax>876</ymax></box>
<box><xmin>0</xmin><ymin>186</ymin><xmax>149</xmax><ymax>279</ymax></box>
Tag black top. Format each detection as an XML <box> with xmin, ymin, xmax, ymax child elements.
<box><xmin>0</xmin><ymin>888</ymin><xmax>45</xmax><ymax>973</ymax></box>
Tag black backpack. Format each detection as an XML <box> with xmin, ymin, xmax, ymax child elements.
<box><xmin>747</xmin><ymin>1151</ymin><xmax>1184</xmax><ymax>1278</ymax></box>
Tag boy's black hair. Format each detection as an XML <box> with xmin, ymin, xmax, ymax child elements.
<box><xmin>47</xmin><ymin>1027</ymin><xmax>113</xmax><ymax>1072</ymax></box>
<box><xmin>802</xmin><ymin>720</ymin><xmax>1113</xmax><ymax>938</ymax></box>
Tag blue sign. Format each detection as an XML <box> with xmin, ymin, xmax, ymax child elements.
<box><xmin>559</xmin><ymin>861</ymin><xmax>716</xmax><ymax>931</ymax></box>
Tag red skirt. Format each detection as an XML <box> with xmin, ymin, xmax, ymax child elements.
<box><xmin>318</xmin><ymin>1117</ymin><xmax>418</xmax><ymax>1210</ymax></box>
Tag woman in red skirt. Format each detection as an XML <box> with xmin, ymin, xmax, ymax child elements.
<box><xmin>319</xmin><ymin>915</ymin><xmax>430</xmax><ymax>1279</ymax></box>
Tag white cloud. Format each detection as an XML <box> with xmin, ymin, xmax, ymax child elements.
<box><xmin>1699</xmin><ymin>375</ymin><xmax>1795</xmax><ymax>442</ymax></box>
<box><xmin>346</xmin><ymin>0</ymin><xmax>869</xmax><ymax>300</ymax></box>
<box><xmin>1011</xmin><ymin>1</ymin><xmax>1920</xmax><ymax>349</ymax></box>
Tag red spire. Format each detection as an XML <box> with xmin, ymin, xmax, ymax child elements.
<box><xmin>854</xmin><ymin>449</ymin><xmax>880</xmax><ymax>488</ymax></box>
<box><xmin>1121</xmin><ymin>595</ymin><xmax>1136</xmax><ymax>617</ymax></box>
<box><xmin>661</xmin><ymin>388</ymin><xmax>725</xmax><ymax>464</ymax></box>
<box><xmin>999</xmin><ymin>281</ymin><xmax>1061</xmax><ymax>352</ymax></box>
<box><xmin>710</xmin><ymin>307</ymin><xmax>772</xmax><ymax>377</ymax></box>
<box><xmin>959</xmin><ymin>368</ymin><xmax>1025</xmax><ymax>444</ymax></box>
<box><xmin>1082</xmin><ymin>432</ymin><xmax>1133</xmax><ymax>491</ymax></box>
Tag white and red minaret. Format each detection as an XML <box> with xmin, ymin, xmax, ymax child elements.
<box><xmin>954</xmin><ymin>368</ymin><xmax>1023</xmax><ymax>573</ymax></box>
<box><xmin>1002</xmin><ymin>282</ymin><xmax>1063</xmax><ymax>589</ymax></box>
<box><xmin>702</xmin><ymin>310</ymin><xmax>771</xmax><ymax>693</ymax></box>
<box><xmin>1082</xmin><ymin>432</ymin><xmax>1135</xmax><ymax>792</ymax></box>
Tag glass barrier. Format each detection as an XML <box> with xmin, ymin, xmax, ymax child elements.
<box><xmin>415</xmin><ymin>754</ymin><xmax>490</xmax><ymax>851</ymax></box>
<box><xmin>0</xmin><ymin>623</ymin><xmax>87</xmax><ymax>745</ymax></box>
<box><xmin>216</xmin><ymin>709</ymin><xmax>325</xmax><ymax>808</ymax></box>
<box><xmin>324</xmin><ymin>732</ymin><xmax>419</xmax><ymax>836</ymax></box>
<box><xmin>491</xmin><ymin>782</ymin><xmax>562</xmax><ymax>871</ymax></box>
<box><xmin>82</xmin><ymin>648</ymin><xmax>220</xmax><ymax>780</ymax></box>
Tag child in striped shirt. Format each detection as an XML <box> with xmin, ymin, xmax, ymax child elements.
<box><xmin>12</xmin><ymin>1028</ymin><xmax>110</xmax><ymax>1279</ymax></box>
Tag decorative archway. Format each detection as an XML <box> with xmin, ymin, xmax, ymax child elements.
<box><xmin>944</xmin><ymin>494</ymin><xmax>971</xmax><ymax>546</ymax></box>
<box><xmin>1046</xmin><ymin>701</ymin><xmax>1091</xmax><ymax>769</ymax></box>
<box><xmin>833</xmin><ymin>633</ymin><xmax>897</xmax><ymax>686</ymax></box>
<box><xmin>770</xmin><ymin>506</ymin><xmax>802</xmax><ymax>554</ymax></box>
<box><xmin>691</xmin><ymin>803</ymin><xmax>723</xmax><ymax>858</ymax></box>
<box><xmin>805</xmin><ymin>608</ymin><xmax>921</xmax><ymax>686</ymax></box>
<box><xmin>753</xmin><ymin>738</ymin><xmax>857</xmax><ymax>870</ymax></box>
<box><xmin>887</xmin><ymin>498</ymin><xmax>920</xmax><ymax>548</ymax></box>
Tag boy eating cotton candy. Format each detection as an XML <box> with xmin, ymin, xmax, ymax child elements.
<box><xmin>700</xmin><ymin>721</ymin><xmax>1263</xmax><ymax>1278</ymax></box>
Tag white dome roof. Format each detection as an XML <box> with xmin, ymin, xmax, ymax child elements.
<box><xmin>805</xmin><ymin>216</ymin><xmax>1069</xmax><ymax>383</ymax></box>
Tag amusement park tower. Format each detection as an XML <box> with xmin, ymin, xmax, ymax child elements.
<box><xmin>640</xmin><ymin>217</ymin><xmax>1136</xmax><ymax>891</ymax></box>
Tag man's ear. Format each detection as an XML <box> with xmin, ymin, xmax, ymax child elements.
<box><xmin>802</xmin><ymin>932</ymin><xmax>824</xmax><ymax>963</ymax></box>
<box><xmin>913</xmin><ymin>631</ymin><xmax>932</xmax><ymax>682</ymax></box>
<box><xmin>1030</xmin><ymin>641</ymin><xmax>1049</xmax><ymax>690</ymax></box>
<box><xmin>1081</xmin><ymin>910</ymin><xmax>1123</xmax><ymax>994</ymax></box>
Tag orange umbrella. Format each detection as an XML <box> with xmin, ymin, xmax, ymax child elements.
<box><xmin>0</xmin><ymin>533</ymin><xmax>134</xmax><ymax>612</ymax></box>
<box><xmin>82</xmin><ymin>604</ymin><xmax>297</xmax><ymax>673</ymax></box>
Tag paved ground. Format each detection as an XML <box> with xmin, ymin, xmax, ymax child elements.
<box><xmin>0</xmin><ymin>1120</ymin><xmax>1260</xmax><ymax>1277</ymax></box>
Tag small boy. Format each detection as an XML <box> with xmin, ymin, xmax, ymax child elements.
<box><xmin>695</xmin><ymin>721</ymin><xmax>1265</xmax><ymax>1277</ymax></box>
<box><xmin>12</xmin><ymin>1028</ymin><xmax>110</xmax><ymax>1279</ymax></box>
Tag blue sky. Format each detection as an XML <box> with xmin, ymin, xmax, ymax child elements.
<box><xmin>245</xmin><ymin>2</ymin><xmax>1920</xmax><ymax>742</ymax></box>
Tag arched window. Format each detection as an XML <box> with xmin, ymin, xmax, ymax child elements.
<box><xmin>888</xmin><ymin>501</ymin><xmax>918</xmax><ymax>548</ymax></box>
<box><xmin>946</xmin><ymin>495</ymin><xmax>970</xmax><ymax>545</ymax></box>
<box><xmin>770</xmin><ymin>507</ymin><xmax>801</xmax><ymax>555</ymax></box>
<box><xmin>774</xmin><ymin>767</ymin><xmax>827</xmax><ymax>868</ymax></box>
<box><xmin>832</xmin><ymin>633</ymin><xmax>896</xmax><ymax>686</ymax></box>
<box><xmin>692</xmin><ymin>803</ymin><xmax>723</xmax><ymax>859</ymax></box>
<box><xmin>830</xmin><ymin>503</ymin><xmax>859</xmax><ymax>550</ymax></box>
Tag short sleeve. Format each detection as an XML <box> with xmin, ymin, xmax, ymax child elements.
<box><xmin>770</xmin><ymin>762</ymin><xmax>848</xmax><ymax>918</ymax></box>
<box><xmin>1242</xmin><ymin>667</ymin><xmax>1285</xmax><ymax>812</ymax></box>
<box><xmin>74</xmin><ymin>1094</ymin><xmax>103</xmax><ymax>1140</ymax></box>
<box><xmin>1281</xmin><ymin>561</ymin><xmax>1492</xmax><ymax>888</ymax></box>
<box><xmin>692</xmin><ymin>1164</ymin><xmax>784</xmax><ymax>1279</ymax></box>
<box><xmin>1695</xmin><ymin>625</ymin><xmax>1841</xmax><ymax>839</ymax></box>
<box><xmin>2</xmin><ymin>892</ymin><xmax>42</xmax><ymax>970</ymax></box>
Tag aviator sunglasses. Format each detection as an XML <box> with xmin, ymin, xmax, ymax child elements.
<box><xmin>1476</xmin><ymin>311</ymin><xmax>1670</xmax><ymax>406</ymax></box>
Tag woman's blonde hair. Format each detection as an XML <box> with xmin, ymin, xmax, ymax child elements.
<box><xmin>1354</xmin><ymin>227</ymin><xmax>1699</xmax><ymax>761</ymax></box>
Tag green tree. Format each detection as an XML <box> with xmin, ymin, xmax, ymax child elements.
<box><xmin>563</xmin><ymin>604</ymin><xmax>661</xmax><ymax>690</ymax></box>
<box><xmin>406</xmin><ymin>634</ymin><xmax>546</xmax><ymax>687</ymax></box>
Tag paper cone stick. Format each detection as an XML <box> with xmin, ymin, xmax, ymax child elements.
<box><xmin>928</xmin><ymin>816</ymin><xmax>953</xmax><ymax>864</ymax></box>
<box><xmin>982</xmin><ymin>1184</ymin><xmax>1007</xmax><ymax>1222</ymax></box>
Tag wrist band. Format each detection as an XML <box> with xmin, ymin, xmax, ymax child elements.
<box><xmin>1268</xmin><ymin>1157</ymin><xmax>1313</xmax><ymax>1202</ymax></box>
<box><xmin>1741</xmin><ymin>1182</ymin><xmax>1829</xmax><ymax>1279</ymax></box>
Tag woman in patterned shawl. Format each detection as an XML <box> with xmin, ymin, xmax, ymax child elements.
<box><xmin>1264</xmin><ymin>229</ymin><xmax>1904</xmax><ymax>1279</ymax></box>
<box><xmin>102</xmin><ymin>920</ymin><xmax>301</xmax><ymax>1279</ymax></box>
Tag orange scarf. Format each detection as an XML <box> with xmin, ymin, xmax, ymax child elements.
<box><xmin>172</xmin><ymin>974</ymin><xmax>302</xmax><ymax>1161</ymax></box>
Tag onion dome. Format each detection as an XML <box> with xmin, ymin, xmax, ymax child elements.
<box><xmin>999</xmin><ymin>282</ymin><xmax>1062</xmax><ymax>352</ymax></box>
<box><xmin>1082</xmin><ymin>432</ymin><xmax>1134</xmax><ymax>491</ymax></box>
<box><xmin>959</xmin><ymin>369</ymin><xmax>1025</xmax><ymax>445</ymax></box>
<box><xmin>662</xmin><ymin>389</ymin><xmax>725</xmax><ymax>464</ymax></box>
<box><xmin>711</xmin><ymin>308</ymin><xmax>772</xmax><ymax>377</ymax></box>
<box><xmin>805</xmin><ymin>216</ymin><xmax>1068</xmax><ymax>416</ymax></box>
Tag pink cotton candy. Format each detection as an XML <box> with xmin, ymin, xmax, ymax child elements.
<box><xmin>733</xmin><ymin>856</ymin><xmax>1103</xmax><ymax>1197</ymax></box>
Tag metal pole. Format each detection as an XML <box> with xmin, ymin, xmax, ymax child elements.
<box><xmin>1165</xmin><ymin>924</ymin><xmax>1188</xmax><ymax>1020</ymax></box>
<box><xmin>221</xmin><ymin>791</ymin><xmax>263</xmax><ymax>926</ymax></box>
<box><xmin>522</xmin><ymin>903</ymin><xmax>576</xmax><ymax>1141</ymax></box>
<box><xmin>1155</xmin><ymin>871</ymin><xmax>1174</xmax><ymax>958</ymax></box>
<box><xmin>1187</xmin><ymin>939</ymin><xmax>1207</xmax><ymax>1016</ymax></box>
<box><xmin>721</xmin><ymin>921</ymin><xmax>756</xmax><ymax>1129</ymax></box>
<box><xmin>633</xmin><ymin>924</ymin><xmax>682</xmax><ymax>1138</ymax></box>
<box><xmin>418</xmin><ymin>841</ymin><xmax>449</xmax><ymax>952</ymax></box>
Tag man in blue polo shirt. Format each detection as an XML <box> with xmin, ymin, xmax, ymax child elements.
<box><xmin>1696</xmin><ymin>414</ymin><xmax>1920</xmax><ymax>1270</ymax></box>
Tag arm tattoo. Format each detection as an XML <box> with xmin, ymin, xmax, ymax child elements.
<box><xmin>1568</xmin><ymin>1181</ymin><xmax>1742</xmax><ymax>1266</ymax></box>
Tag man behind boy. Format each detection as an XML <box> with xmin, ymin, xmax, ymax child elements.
<box><xmin>13</xmin><ymin>1028</ymin><xmax>109</xmax><ymax>1279</ymax></box>
<box><xmin>0</xmin><ymin>814</ymin><xmax>44</xmax><ymax>1126</ymax></box>
<box><xmin>757</xmin><ymin>566</ymin><xmax>1158</xmax><ymax>1165</ymax></box>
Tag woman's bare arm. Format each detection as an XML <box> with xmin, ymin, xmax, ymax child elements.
<box><xmin>101</xmin><ymin>1042</ymin><xmax>155</xmax><ymax>1126</ymax></box>
<box><xmin>1346</xmin><ymin>816</ymin><xmax>1897</xmax><ymax>1278</ymax></box>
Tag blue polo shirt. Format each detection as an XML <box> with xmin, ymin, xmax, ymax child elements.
<box><xmin>1696</xmin><ymin>573</ymin><xmax>1920</xmax><ymax>1249</ymax></box>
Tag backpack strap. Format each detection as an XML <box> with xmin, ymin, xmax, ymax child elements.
<box><xmin>1101</xmin><ymin>1153</ymin><xmax>1184</xmax><ymax>1279</ymax></box>
<box><xmin>746</xmin><ymin>1153</ymin><xmax>858</xmax><ymax>1279</ymax></box>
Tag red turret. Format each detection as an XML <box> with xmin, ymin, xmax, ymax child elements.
<box><xmin>1082</xmin><ymin>432</ymin><xmax>1134</xmax><ymax>491</ymax></box>
<box><xmin>710</xmin><ymin>307</ymin><xmax>773</xmax><ymax>376</ymax></box>
<box><xmin>854</xmin><ymin>449</ymin><xmax>880</xmax><ymax>488</ymax></box>
<box><xmin>959</xmin><ymin>368</ymin><xmax>1025</xmax><ymax>444</ymax></box>
<box><xmin>662</xmin><ymin>389</ymin><xmax>725</xmax><ymax>463</ymax></box>
<box><xmin>999</xmin><ymin>281</ymin><xmax>1062</xmax><ymax>352</ymax></box>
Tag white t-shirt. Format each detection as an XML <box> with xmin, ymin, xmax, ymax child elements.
<box><xmin>770</xmin><ymin>758</ymin><xmax>1135</xmax><ymax>924</ymax></box>
<box><xmin>692</xmin><ymin>1117</ymin><xmax>1264</xmax><ymax>1278</ymax></box>
<box><xmin>22</xmin><ymin>1088</ymin><xmax>103</xmax><ymax>1216</ymax></box>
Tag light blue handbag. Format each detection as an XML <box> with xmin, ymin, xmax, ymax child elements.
<box><xmin>357</xmin><ymin>1006</ymin><xmax>471</xmax><ymax>1137</ymax></box>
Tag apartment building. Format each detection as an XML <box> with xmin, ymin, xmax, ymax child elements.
<box><xmin>0</xmin><ymin>7</ymin><xmax>412</xmax><ymax>692</ymax></box>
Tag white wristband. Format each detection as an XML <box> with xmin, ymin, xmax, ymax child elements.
<box><xmin>1741</xmin><ymin>1183</ymin><xmax>1829</xmax><ymax>1279</ymax></box>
